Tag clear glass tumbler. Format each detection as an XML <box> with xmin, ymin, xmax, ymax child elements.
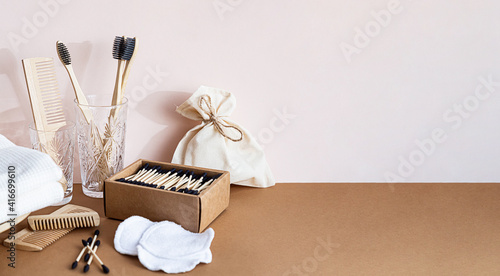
<box><xmin>29</xmin><ymin>122</ymin><xmax>75</xmax><ymax>205</ymax></box>
<box><xmin>75</xmin><ymin>96</ymin><xmax>128</xmax><ymax>198</ymax></box>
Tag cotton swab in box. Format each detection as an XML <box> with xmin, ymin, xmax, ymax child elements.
<box><xmin>116</xmin><ymin>164</ymin><xmax>221</xmax><ymax>195</ymax></box>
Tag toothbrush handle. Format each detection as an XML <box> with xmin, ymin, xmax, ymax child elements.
<box><xmin>110</xmin><ymin>60</ymin><xmax>124</xmax><ymax>117</ymax></box>
<box><xmin>66</xmin><ymin>65</ymin><xmax>93</xmax><ymax>124</ymax></box>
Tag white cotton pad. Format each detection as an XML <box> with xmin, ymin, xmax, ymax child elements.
<box><xmin>114</xmin><ymin>216</ymin><xmax>155</xmax><ymax>256</ymax></box>
<box><xmin>137</xmin><ymin>247</ymin><xmax>212</xmax><ymax>274</ymax></box>
<box><xmin>138</xmin><ymin>221</ymin><xmax>215</xmax><ymax>259</ymax></box>
<box><xmin>136</xmin><ymin>221</ymin><xmax>214</xmax><ymax>273</ymax></box>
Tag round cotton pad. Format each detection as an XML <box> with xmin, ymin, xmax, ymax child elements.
<box><xmin>114</xmin><ymin>216</ymin><xmax>155</xmax><ymax>256</ymax></box>
<box><xmin>138</xmin><ymin>221</ymin><xmax>215</xmax><ymax>259</ymax></box>
<box><xmin>136</xmin><ymin>221</ymin><xmax>214</xmax><ymax>273</ymax></box>
<box><xmin>137</xmin><ymin>247</ymin><xmax>212</xmax><ymax>274</ymax></box>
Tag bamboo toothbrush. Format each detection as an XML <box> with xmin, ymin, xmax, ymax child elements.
<box><xmin>120</xmin><ymin>37</ymin><xmax>137</xmax><ymax>94</ymax></box>
<box><xmin>56</xmin><ymin>41</ymin><xmax>92</xmax><ymax>124</ymax></box>
<box><xmin>110</xmin><ymin>36</ymin><xmax>125</xmax><ymax>115</ymax></box>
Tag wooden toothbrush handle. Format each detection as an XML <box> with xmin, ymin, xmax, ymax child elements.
<box><xmin>110</xmin><ymin>60</ymin><xmax>124</xmax><ymax>117</ymax></box>
<box><xmin>66</xmin><ymin>65</ymin><xmax>93</xmax><ymax>124</ymax></box>
<box><xmin>121</xmin><ymin>37</ymin><xmax>138</xmax><ymax>93</ymax></box>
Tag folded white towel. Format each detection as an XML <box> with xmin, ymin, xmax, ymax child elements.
<box><xmin>114</xmin><ymin>216</ymin><xmax>215</xmax><ymax>274</ymax></box>
<box><xmin>0</xmin><ymin>134</ymin><xmax>64</xmax><ymax>223</ymax></box>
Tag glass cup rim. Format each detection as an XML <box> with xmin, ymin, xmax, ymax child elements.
<box><xmin>74</xmin><ymin>97</ymin><xmax>129</xmax><ymax>108</ymax></box>
<box><xmin>28</xmin><ymin>121</ymin><xmax>76</xmax><ymax>132</ymax></box>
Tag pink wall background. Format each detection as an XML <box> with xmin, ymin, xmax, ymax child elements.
<box><xmin>1</xmin><ymin>0</ymin><xmax>500</xmax><ymax>183</ymax></box>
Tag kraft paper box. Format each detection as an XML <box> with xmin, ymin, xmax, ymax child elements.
<box><xmin>104</xmin><ymin>159</ymin><xmax>230</xmax><ymax>233</ymax></box>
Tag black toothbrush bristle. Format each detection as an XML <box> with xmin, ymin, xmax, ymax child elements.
<box><xmin>112</xmin><ymin>36</ymin><xmax>125</xmax><ymax>60</ymax></box>
<box><xmin>71</xmin><ymin>261</ymin><xmax>78</xmax><ymax>269</ymax></box>
<box><xmin>56</xmin><ymin>41</ymin><xmax>71</xmax><ymax>65</ymax></box>
<box><xmin>102</xmin><ymin>265</ymin><xmax>110</xmax><ymax>274</ymax></box>
<box><xmin>94</xmin><ymin>229</ymin><xmax>100</xmax><ymax>236</ymax></box>
<box><xmin>83</xmin><ymin>264</ymin><xmax>89</xmax><ymax>273</ymax></box>
<box><xmin>95</xmin><ymin>240</ymin><xmax>101</xmax><ymax>246</ymax></box>
<box><xmin>122</xmin><ymin>37</ymin><xmax>136</xmax><ymax>61</ymax></box>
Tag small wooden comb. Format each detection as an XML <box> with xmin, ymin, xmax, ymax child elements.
<box><xmin>28</xmin><ymin>207</ymin><xmax>100</xmax><ymax>231</ymax></box>
<box><xmin>3</xmin><ymin>204</ymin><xmax>100</xmax><ymax>251</ymax></box>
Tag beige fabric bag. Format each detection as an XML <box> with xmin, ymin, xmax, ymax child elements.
<box><xmin>172</xmin><ymin>86</ymin><xmax>275</xmax><ymax>188</ymax></box>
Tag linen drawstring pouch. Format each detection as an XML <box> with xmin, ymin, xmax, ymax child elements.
<box><xmin>172</xmin><ymin>86</ymin><xmax>275</xmax><ymax>188</ymax></box>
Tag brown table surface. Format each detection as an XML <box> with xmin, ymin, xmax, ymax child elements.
<box><xmin>1</xmin><ymin>183</ymin><xmax>499</xmax><ymax>275</ymax></box>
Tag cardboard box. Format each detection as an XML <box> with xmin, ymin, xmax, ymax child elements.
<box><xmin>104</xmin><ymin>159</ymin><xmax>230</xmax><ymax>233</ymax></box>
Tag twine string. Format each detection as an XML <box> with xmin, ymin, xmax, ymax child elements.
<box><xmin>199</xmin><ymin>95</ymin><xmax>243</xmax><ymax>142</ymax></box>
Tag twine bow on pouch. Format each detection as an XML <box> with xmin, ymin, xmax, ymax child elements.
<box><xmin>198</xmin><ymin>95</ymin><xmax>243</xmax><ymax>142</ymax></box>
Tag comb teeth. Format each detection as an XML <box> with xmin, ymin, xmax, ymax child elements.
<box><xmin>112</xmin><ymin>36</ymin><xmax>125</xmax><ymax>59</ymax></box>
<box><xmin>28</xmin><ymin>210</ymin><xmax>100</xmax><ymax>231</ymax></box>
<box><xmin>56</xmin><ymin>41</ymin><xmax>71</xmax><ymax>65</ymax></box>
<box><xmin>21</xmin><ymin>229</ymin><xmax>72</xmax><ymax>250</ymax></box>
<box><xmin>122</xmin><ymin>37</ymin><xmax>135</xmax><ymax>61</ymax></box>
<box><xmin>32</xmin><ymin>58</ymin><xmax>65</xmax><ymax>125</ymax></box>
<box><xmin>30</xmin><ymin>215</ymin><xmax>98</xmax><ymax>230</ymax></box>
<box><xmin>4</xmin><ymin>205</ymin><xmax>98</xmax><ymax>251</ymax></box>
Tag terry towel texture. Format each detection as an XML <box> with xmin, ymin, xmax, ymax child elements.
<box><xmin>0</xmin><ymin>134</ymin><xmax>64</xmax><ymax>224</ymax></box>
